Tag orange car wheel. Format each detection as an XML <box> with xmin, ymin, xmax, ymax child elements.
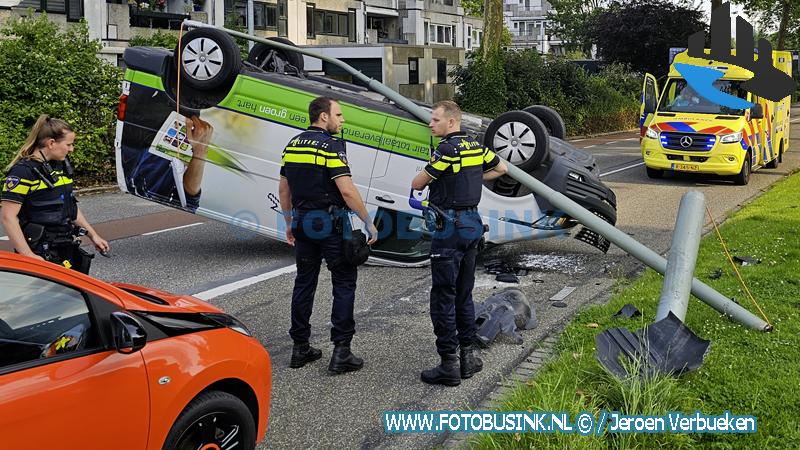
<box><xmin>162</xmin><ymin>391</ymin><xmax>256</xmax><ymax>450</ymax></box>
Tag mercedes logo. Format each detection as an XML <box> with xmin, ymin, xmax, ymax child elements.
<box><xmin>680</xmin><ymin>136</ymin><xmax>693</xmax><ymax>148</ymax></box>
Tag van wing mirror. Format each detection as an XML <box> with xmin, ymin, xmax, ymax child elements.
<box><xmin>751</xmin><ymin>104</ymin><xmax>764</xmax><ymax>119</ymax></box>
<box><xmin>110</xmin><ymin>311</ymin><xmax>147</xmax><ymax>354</ymax></box>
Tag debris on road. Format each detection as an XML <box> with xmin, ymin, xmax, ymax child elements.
<box><xmin>475</xmin><ymin>288</ymin><xmax>537</xmax><ymax>347</ymax></box>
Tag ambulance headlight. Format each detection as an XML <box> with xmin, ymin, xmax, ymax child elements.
<box><xmin>720</xmin><ymin>131</ymin><xmax>742</xmax><ymax>144</ymax></box>
<box><xmin>645</xmin><ymin>127</ymin><xmax>659</xmax><ymax>139</ymax></box>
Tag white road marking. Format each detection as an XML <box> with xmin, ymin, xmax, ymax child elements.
<box><xmin>607</xmin><ymin>140</ymin><xmax>619</xmax><ymax>145</ymax></box>
<box><xmin>193</xmin><ymin>264</ymin><xmax>298</xmax><ymax>300</ymax></box>
<box><xmin>791</xmin><ymin>118</ymin><xmax>800</xmax><ymax>123</ymax></box>
<box><xmin>624</xmin><ymin>137</ymin><xmax>640</xmax><ymax>141</ymax></box>
<box><xmin>142</xmin><ymin>222</ymin><xmax>204</xmax><ymax>236</ymax></box>
<box><xmin>584</xmin><ymin>144</ymin><xmax>596</xmax><ymax>148</ymax></box>
<box><xmin>0</xmin><ymin>236</ymin><xmax>8</xmax><ymax>241</ymax></box>
<box><xmin>571</xmin><ymin>138</ymin><xmax>587</xmax><ymax>142</ymax></box>
<box><xmin>600</xmin><ymin>161</ymin><xmax>646</xmax><ymax>178</ymax></box>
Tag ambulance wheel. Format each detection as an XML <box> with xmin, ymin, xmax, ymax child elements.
<box><xmin>484</xmin><ymin>110</ymin><xmax>550</xmax><ymax>172</ymax></box>
<box><xmin>733</xmin><ymin>152</ymin><xmax>751</xmax><ymax>185</ymax></box>
<box><xmin>523</xmin><ymin>105</ymin><xmax>566</xmax><ymax>139</ymax></box>
<box><xmin>778</xmin><ymin>143</ymin><xmax>784</xmax><ymax>163</ymax></box>
<box><xmin>248</xmin><ymin>37</ymin><xmax>304</xmax><ymax>73</ymax></box>
<box><xmin>175</xmin><ymin>28</ymin><xmax>241</xmax><ymax>91</ymax></box>
<box><xmin>645</xmin><ymin>167</ymin><xmax>663</xmax><ymax>179</ymax></box>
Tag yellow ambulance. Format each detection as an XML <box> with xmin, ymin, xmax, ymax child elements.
<box><xmin>640</xmin><ymin>48</ymin><xmax>792</xmax><ymax>185</ymax></box>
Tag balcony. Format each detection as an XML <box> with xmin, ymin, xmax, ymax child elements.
<box><xmin>129</xmin><ymin>5</ymin><xmax>189</xmax><ymax>30</ymax></box>
<box><xmin>364</xmin><ymin>0</ymin><xmax>399</xmax><ymax>11</ymax></box>
<box><xmin>504</xmin><ymin>4</ymin><xmax>546</xmax><ymax>18</ymax></box>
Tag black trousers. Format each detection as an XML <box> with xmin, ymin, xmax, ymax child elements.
<box><xmin>428</xmin><ymin>210</ymin><xmax>483</xmax><ymax>355</ymax></box>
<box><xmin>289</xmin><ymin>210</ymin><xmax>358</xmax><ymax>346</ymax></box>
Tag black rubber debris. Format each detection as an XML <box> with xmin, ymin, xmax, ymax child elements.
<box><xmin>612</xmin><ymin>304</ymin><xmax>641</xmax><ymax>319</ymax></box>
<box><xmin>595</xmin><ymin>312</ymin><xmax>711</xmax><ymax>379</ymax></box>
<box><xmin>551</xmin><ymin>301</ymin><xmax>568</xmax><ymax>308</ymax></box>
<box><xmin>709</xmin><ymin>268</ymin><xmax>724</xmax><ymax>279</ymax></box>
<box><xmin>733</xmin><ymin>256</ymin><xmax>761</xmax><ymax>266</ymax></box>
<box><xmin>474</xmin><ymin>288</ymin><xmax>537</xmax><ymax>347</ymax></box>
<box><xmin>496</xmin><ymin>273</ymin><xmax>519</xmax><ymax>283</ymax></box>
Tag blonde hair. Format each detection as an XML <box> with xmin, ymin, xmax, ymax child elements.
<box><xmin>432</xmin><ymin>100</ymin><xmax>462</xmax><ymax>122</ymax></box>
<box><xmin>6</xmin><ymin>114</ymin><xmax>73</xmax><ymax>171</ymax></box>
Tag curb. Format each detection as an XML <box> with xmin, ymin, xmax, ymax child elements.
<box><xmin>74</xmin><ymin>185</ymin><xmax>119</xmax><ymax>195</ymax></box>
<box><xmin>567</xmin><ymin>128</ymin><xmax>639</xmax><ymax>142</ymax></box>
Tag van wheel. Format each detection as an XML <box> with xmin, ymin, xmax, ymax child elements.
<box><xmin>646</xmin><ymin>167</ymin><xmax>663</xmax><ymax>179</ymax></box>
<box><xmin>523</xmin><ymin>105</ymin><xmax>566</xmax><ymax>139</ymax></box>
<box><xmin>175</xmin><ymin>28</ymin><xmax>241</xmax><ymax>91</ymax></box>
<box><xmin>778</xmin><ymin>143</ymin><xmax>784</xmax><ymax>163</ymax></box>
<box><xmin>162</xmin><ymin>391</ymin><xmax>256</xmax><ymax>450</ymax></box>
<box><xmin>484</xmin><ymin>110</ymin><xmax>550</xmax><ymax>172</ymax></box>
<box><xmin>733</xmin><ymin>152</ymin><xmax>751</xmax><ymax>185</ymax></box>
<box><xmin>248</xmin><ymin>37</ymin><xmax>304</xmax><ymax>73</ymax></box>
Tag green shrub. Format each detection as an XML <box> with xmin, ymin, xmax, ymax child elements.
<box><xmin>452</xmin><ymin>50</ymin><xmax>508</xmax><ymax>117</ymax></box>
<box><xmin>129</xmin><ymin>30</ymin><xmax>179</xmax><ymax>49</ymax></box>
<box><xmin>453</xmin><ymin>49</ymin><xmax>641</xmax><ymax>136</ymax></box>
<box><xmin>0</xmin><ymin>13</ymin><xmax>122</xmax><ymax>182</ymax></box>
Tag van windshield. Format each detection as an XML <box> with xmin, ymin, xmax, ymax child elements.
<box><xmin>658</xmin><ymin>78</ymin><xmax>749</xmax><ymax>115</ymax></box>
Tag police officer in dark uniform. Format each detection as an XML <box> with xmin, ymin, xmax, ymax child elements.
<box><xmin>278</xmin><ymin>96</ymin><xmax>378</xmax><ymax>373</ymax></box>
<box><xmin>2</xmin><ymin>115</ymin><xmax>109</xmax><ymax>273</ymax></box>
<box><xmin>411</xmin><ymin>100</ymin><xmax>508</xmax><ymax>386</ymax></box>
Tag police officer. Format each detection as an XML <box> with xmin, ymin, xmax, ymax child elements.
<box><xmin>1</xmin><ymin>115</ymin><xmax>109</xmax><ymax>273</ymax></box>
<box><xmin>411</xmin><ymin>100</ymin><xmax>508</xmax><ymax>386</ymax></box>
<box><xmin>278</xmin><ymin>96</ymin><xmax>378</xmax><ymax>373</ymax></box>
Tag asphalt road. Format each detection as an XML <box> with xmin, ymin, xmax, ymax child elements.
<box><xmin>2</xmin><ymin>110</ymin><xmax>798</xmax><ymax>449</ymax></box>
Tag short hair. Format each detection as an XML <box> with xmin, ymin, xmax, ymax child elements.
<box><xmin>309</xmin><ymin>96</ymin><xmax>337</xmax><ymax>123</ymax></box>
<box><xmin>432</xmin><ymin>100</ymin><xmax>462</xmax><ymax>121</ymax></box>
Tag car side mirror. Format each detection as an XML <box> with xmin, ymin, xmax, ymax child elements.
<box><xmin>750</xmin><ymin>104</ymin><xmax>764</xmax><ymax>119</ymax></box>
<box><xmin>110</xmin><ymin>311</ymin><xmax>147</xmax><ymax>354</ymax></box>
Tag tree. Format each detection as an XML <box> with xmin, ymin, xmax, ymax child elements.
<box><xmin>461</xmin><ymin>0</ymin><xmax>484</xmax><ymax>16</ymax></box>
<box><xmin>731</xmin><ymin>0</ymin><xmax>800</xmax><ymax>50</ymax></box>
<box><xmin>0</xmin><ymin>13</ymin><xmax>122</xmax><ymax>179</ymax></box>
<box><xmin>586</xmin><ymin>0</ymin><xmax>707</xmax><ymax>75</ymax></box>
<box><xmin>547</xmin><ymin>0</ymin><xmax>607</xmax><ymax>55</ymax></box>
<box><xmin>482</xmin><ymin>0</ymin><xmax>505</xmax><ymax>58</ymax></box>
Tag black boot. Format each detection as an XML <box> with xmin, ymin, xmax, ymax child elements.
<box><xmin>460</xmin><ymin>345</ymin><xmax>483</xmax><ymax>379</ymax></box>
<box><xmin>290</xmin><ymin>343</ymin><xmax>322</xmax><ymax>368</ymax></box>
<box><xmin>328</xmin><ymin>344</ymin><xmax>364</xmax><ymax>374</ymax></box>
<box><xmin>420</xmin><ymin>353</ymin><xmax>461</xmax><ymax>386</ymax></box>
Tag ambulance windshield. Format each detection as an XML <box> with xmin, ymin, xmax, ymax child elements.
<box><xmin>658</xmin><ymin>78</ymin><xmax>750</xmax><ymax>115</ymax></box>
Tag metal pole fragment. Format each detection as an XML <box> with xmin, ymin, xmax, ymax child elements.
<box><xmin>180</xmin><ymin>20</ymin><xmax>771</xmax><ymax>331</ymax></box>
<box><xmin>656</xmin><ymin>191</ymin><xmax>705</xmax><ymax>322</ymax></box>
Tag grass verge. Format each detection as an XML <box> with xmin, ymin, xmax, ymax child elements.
<box><xmin>472</xmin><ymin>170</ymin><xmax>800</xmax><ymax>449</ymax></box>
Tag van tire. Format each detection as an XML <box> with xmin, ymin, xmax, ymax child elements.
<box><xmin>484</xmin><ymin>110</ymin><xmax>550</xmax><ymax>172</ymax></box>
<box><xmin>733</xmin><ymin>152</ymin><xmax>751</xmax><ymax>185</ymax></box>
<box><xmin>645</xmin><ymin>167</ymin><xmax>663</xmax><ymax>179</ymax></box>
<box><xmin>175</xmin><ymin>28</ymin><xmax>241</xmax><ymax>91</ymax></box>
<box><xmin>248</xmin><ymin>38</ymin><xmax>304</xmax><ymax>73</ymax></box>
<box><xmin>523</xmin><ymin>105</ymin><xmax>567</xmax><ymax>139</ymax></box>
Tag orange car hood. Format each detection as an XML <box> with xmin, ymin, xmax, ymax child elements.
<box><xmin>110</xmin><ymin>282</ymin><xmax>223</xmax><ymax>314</ymax></box>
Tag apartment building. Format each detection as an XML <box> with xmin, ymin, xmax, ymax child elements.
<box><xmin>0</xmin><ymin>0</ymin><xmax>482</xmax><ymax>101</ymax></box>
<box><xmin>503</xmin><ymin>0</ymin><xmax>563</xmax><ymax>54</ymax></box>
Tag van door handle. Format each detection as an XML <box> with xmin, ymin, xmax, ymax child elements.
<box><xmin>375</xmin><ymin>195</ymin><xmax>395</xmax><ymax>204</ymax></box>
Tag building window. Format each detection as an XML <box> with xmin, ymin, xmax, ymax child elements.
<box><xmin>307</xmin><ymin>3</ymin><xmax>315</xmax><ymax>38</ymax></box>
<box><xmin>348</xmin><ymin>9</ymin><xmax>356</xmax><ymax>42</ymax></box>
<box><xmin>277</xmin><ymin>0</ymin><xmax>287</xmax><ymax>37</ymax></box>
<box><xmin>254</xmin><ymin>3</ymin><xmax>265</xmax><ymax>29</ymax></box>
<box><xmin>467</xmin><ymin>26</ymin><xmax>471</xmax><ymax>48</ymax></box>
<box><xmin>408</xmin><ymin>58</ymin><xmax>419</xmax><ymax>85</ymax></box>
<box><xmin>437</xmin><ymin>59</ymin><xmax>447</xmax><ymax>84</ymax></box>
<box><xmin>313</xmin><ymin>9</ymin><xmax>351</xmax><ymax>38</ymax></box>
<box><xmin>18</xmin><ymin>0</ymin><xmax>83</xmax><ymax>21</ymax></box>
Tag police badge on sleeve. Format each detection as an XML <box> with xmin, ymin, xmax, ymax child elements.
<box><xmin>5</xmin><ymin>176</ymin><xmax>20</xmax><ymax>191</ymax></box>
<box><xmin>338</xmin><ymin>151</ymin><xmax>348</xmax><ymax>165</ymax></box>
<box><xmin>430</xmin><ymin>151</ymin><xmax>442</xmax><ymax>164</ymax></box>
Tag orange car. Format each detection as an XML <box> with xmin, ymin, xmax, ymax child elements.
<box><xmin>0</xmin><ymin>252</ymin><xmax>271</xmax><ymax>449</ymax></box>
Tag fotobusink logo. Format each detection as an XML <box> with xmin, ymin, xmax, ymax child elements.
<box><xmin>676</xmin><ymin>2</ymin><xmax>795</xmax><ymax>110</ymax></box>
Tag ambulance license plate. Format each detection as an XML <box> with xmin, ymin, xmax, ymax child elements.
<box><xmin>674</xmin><ymin>163</ymin><xmax>699</xmax><ymax>172</ymax></box>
